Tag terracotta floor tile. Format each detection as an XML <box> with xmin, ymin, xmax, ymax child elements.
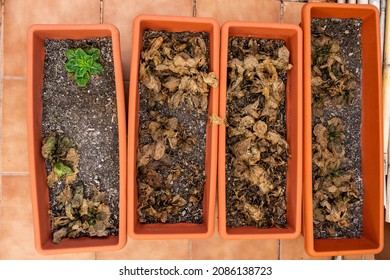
<box><xmin>280</xmin><ymin>235</ymin><xmax>332</xmax><ymax>260</ymax></box>
<box><xmin>191</xmin><ymin>225</ymin><xmax>279</xmax><ymax>259</ymax></box>
<box><xmin>103</xmin><ymin>0</ymin><xmax>194</xmax><ymax>81</ymax></box>
<box><xmin>2</xmin><ymin>79</ymin><xmax>29</xmax><ymax>173</ymax></box>
<box><xmin>282</xmin><ymin>2</ymin><xmax>305</xmax><ymax>25</ymax></box>
<box><xmin>196</xmin><ymin>0</ymin><xmax>281</xmax><ymax>26</ymax></box>
<box><xmin>362</xmin><ymin>254</ymin><xmax>375</xmax><ymax>260</ymax></box>
<box><xmin>3</xmin><ymin>0</ymin><xmax>100</xmax><ymax>77</ymax></box>
<box><xmin>343</xmin><ymin>254</ymin><xmax>375</xmax><ymax>260</ymax></box>
<box><xmin>96</xmin><ymin>238</ymin><xmax>190</xmax><ymax>260</ymax></box>
<box><xmin>0</xmin><ymin>176</ymin><xmax>95</xmax><ymax>259</ymax></box>
<box><xmin>343</xmin><ymin>254</ymin><xmax>363</xmax><ymax>260</ymax></box>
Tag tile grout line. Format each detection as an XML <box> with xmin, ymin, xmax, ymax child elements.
<box><xmin>280</xmin><ymin>0</ymin><xmax>285</xmax><ymax>24</ymax></box>
<box><xmin>1</xmin><ymin>172</ymin><xmax>29</xmax><ymax>176</ymax></box>
<box><xmin>100</xmin><ymin>0</ymin><xmax>104</xmax><ymax>24</ymax></box>
<box><xmin>0</xmin><ymin>76</ymin><xmax>26</xmax><ymax>80</ymax></box>
<box><xmin>193</xmin><ymin>0</ymin><xmax>197</xmax><ymax>17</ymax></box>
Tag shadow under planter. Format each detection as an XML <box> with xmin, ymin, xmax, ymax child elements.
<box><xmin>27</xmin><ymin>24</ymin><xmax>127</xmax><ymax>254</ymax></box>
<box><xmin>218</xmin><ymin>21</ymin><xmax>303</xmax><ymax>240</ymax></box>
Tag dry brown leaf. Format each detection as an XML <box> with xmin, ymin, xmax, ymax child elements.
<box><xmin>53</xmin><ymin>228</ymin><xmax>68</xmax><ymax>244</ymax></box>
<box><xmin>243</xmin><ymin>202</ymin><xmax>263</xmax><ymax>222</ymax></box>
<box><xmin>162</xmin><ymin>77</ymin><xmax>181</xmax><ymax>91</ymax></box>
<box><xmin>154</xmin><ymin>141</ymin><xmax>166</xmax><ymax>161</ymax></box>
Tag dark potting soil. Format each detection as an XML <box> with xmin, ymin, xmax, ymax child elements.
<box><xmin>311</xmin><ymin>18</ymin><xmax>363</xmax><ymax>239</ymax></box>
<box><xmin>225</xmin><ymin>37</ymin><xmax>290</xmax><ymax>229</ymax></box>
<box><xmin>42</xmin><ymin>38</ymin><xmax>120</xmax><ymax>238</ymax></box>
<box><xmin>136</xmin><ymin>30</ymin><xmax>215</xmax><ymax>224</ymax></box>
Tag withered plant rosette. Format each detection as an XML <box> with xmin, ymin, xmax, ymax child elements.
<box><xmin>27</xmin><ymin>24</ymin><xmax>127</xmax><ymax>254</ymax></box>
<box><xmin>218</xmin><ymin>21</ymin><xmax>302</xmax><ymax>240</ymax></box>
<box><xmin>302</xmin><ymin>3</ymin><xmax>383</xmax><ymax>257</ymax></box>
<box><xmin>128</xmin><ymin>15</ymin><xmax>219</xmax><ymax>239</ymax></box>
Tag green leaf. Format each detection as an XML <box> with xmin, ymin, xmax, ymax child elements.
<box><xmin>65</xmin><ymin>59</ymin><xmax>77</xmax><ymax>73</ymax></box>
<box><xmin>86</xmin><ymin>56</ymin><xmax>95</xmax><ymax>68</ymax></box>
<box><xmin>75</xmin><ymin>48</ymin><xmax>87</xmax><ymax>58</ymax></box>
<box><xmin>90</xmin><ymin>61</ymin><xmax>103</xmax><ymax>74</ymax></box>
<box><xmin>75</xmin><ymin>66</ymin><xmax>87</xmax><ymax>78</ymax></box>
<box><xmin>86</xmin><ymin>48</ymin><xmax>101</xmax><ymax>61</ymax></box>
<box><xmin>75</xmin><ymin>73</ymin><xmax>90</xmax><ymax>87</ymax></box>
<box><xmin>54</xmin><ymin>162</ymin><xmax>73</xmax><ymax>178</ymax></box>
<box><xmin>65</xmin><ymin>49</ymin><xmax>76</xmax><ymax>60</ymax></box>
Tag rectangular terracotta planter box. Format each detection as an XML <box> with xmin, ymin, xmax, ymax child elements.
<box><xmin>218</xmin><ymin>21</ymin><xmax>303</xmax><ymax>239</ymax></box>
<box><xmin>302</xmin><ymin>3</ymin><xmax>383</xmax><ymax>256</ymax></box>
<box><xmin>27</xmin><ymin>24</ymin><xmax>127</xmax><ymax>254</ymax></box>
<box><xmin>128</xmin><ymin>15</ymin><xmax>219</xmax><ymax>239</ymax></box>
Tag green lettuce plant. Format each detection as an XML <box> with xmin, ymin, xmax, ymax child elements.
<box><xmin>65</xmin><ymin>47</ymin><xmax>103</xmax><ymax>87</ymax></box>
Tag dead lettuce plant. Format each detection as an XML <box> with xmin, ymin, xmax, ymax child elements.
<box><xmin>136</xmin><ymin>113</ymin><xmax>202</xmax><ymax>223</ymax></box>
<box><xmin>139</xmin><ymin>31</ymin><xmax>218</xmax><ymax>113</ymax></box>
<box><xmin>41</xmin><ymin>133</ymin><xmax>112</xmax><ymax>243</ymax></box>
<box><xmin>311</xmin><ymin>33</ymin><xmax>358</xmax><ymax>118</ymax></box>
<box><xmin>226</xmin><ymin>37</ymin><xmax>291</xmax><ymax>229</ymax></box>
<box><xmin>312</xmin><ymin>118</ymin><xmax>359</xmax><ymax>237</ymax></box>
<box><xmin>52</xmin><ymin>184</ymin><xmax>112</xmax><ymax>243</ymax></box>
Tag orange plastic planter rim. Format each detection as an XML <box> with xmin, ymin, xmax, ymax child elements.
<box><xmin>218</xmin><ymin>21</ymin><xmax>303</xmax><ymax>240</ymax></box>
<box><xmin>27</xmin><ymin>24</ymin><xmax>127</xmax><ymax>254</ymax></box>
<box><xmin>127</xmin><ymin>15</ymin><xmax>219</xmax><ymax>239</ymax></box>
<box><xmin>301</xmin><ymin>3</ymin><xmax>384</xmax><ymax>256</ymax></box>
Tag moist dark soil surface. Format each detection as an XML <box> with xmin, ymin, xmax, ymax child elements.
<box><xmin>42</xmin><ymin>38</ymin><xmax>120</xmax><ymax>239</ymax></box>
<box><xmin>311</xmin><ymin>18</ymin><xmax>363</xmax><ymax>239</ymax></box>
<box><xmin>136</xmin><ymin>30</ymin><xmax>216</xmax><ymax>224</ymax></box>
<box><xmin>225</xmin><ymin>37</ymin><xmax>290</xmax><ymax>229</ymax></box>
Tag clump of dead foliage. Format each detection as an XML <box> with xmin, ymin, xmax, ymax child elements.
<box><xmin>311</xmin><ymin>25</ymin><xmax>361</xmax><ymax>238</ymax></box>
<box><xmin>311</xmin><ymin>33</ymin><xmax>358</xmax><ymax>118</ymax></box>
<box><xmin>42</xmin><ymin>133</ymin><xmax>112</xmax><ymax>243</ymax></box>
<box><xmin>312</xmin><ymin>118</ymin><xmax>359</xmax><ymax>236</ymax></box>
<box><xmin>225</xmin><ymin>37</ymin><xmax>291</xmax><ymax>228</ymax></box>
<box><xmin>137</xmin><ymin>30</ymin><xmax>217</xmax><ymax>224</ymax></box>
<box><xmin>139</xmin><ymin>31</ymin><xmax>217</xmax><ymax>113</ymax></box>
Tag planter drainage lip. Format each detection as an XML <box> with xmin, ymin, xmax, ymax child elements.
<box><xmin>218</xmin><ymin>21</ymin><xmax>303</xmax><ymax>240</ymax></box>
<box><xmin>301</xmin><ymin>3</ymin><xmax>384</xmax><ymax>257</ymax></box>
<box><xmin>127</xmin><ymin>14</ymin><xmax>219</xmax><ymax>239</ymax></box>
<box><xmin>27</xmin><ymin>23</ymin><xmax>127</xmax><ymax>254</ymax></box>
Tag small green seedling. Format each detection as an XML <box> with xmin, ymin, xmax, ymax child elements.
<box><xmin>65</xmin><ymin>47</ymin><xmax>103</xmax><ymax>87</ymax></box>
